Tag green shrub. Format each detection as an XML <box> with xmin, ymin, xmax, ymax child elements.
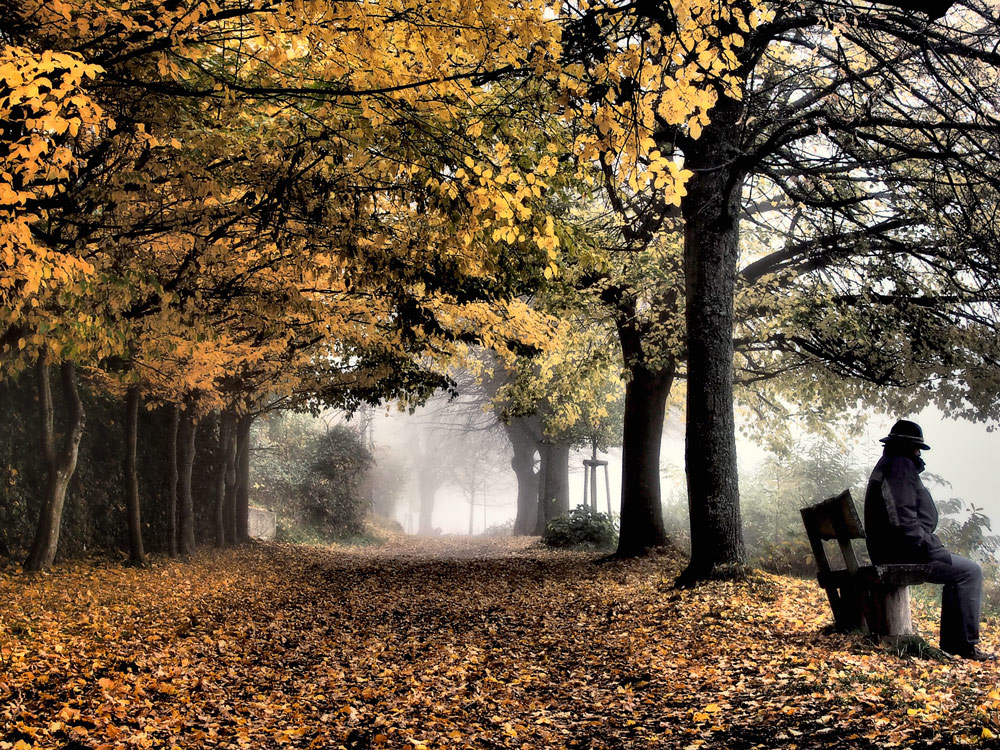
<box><xmin>484</xmin><ymin>519</ymin><xmax>516</xmax><ymax>537</ymax></box>
<box><xmin>981</xmin><ymin>569</ymin><xmax>1000</xmax><ymax>618</ymax></box>
<box><xmin>543</xmin><ymin>506</ymin><xmax>618</xmax><ymax>550</ymax></box>
<box><xmin>252</xmin><ymin>417</ymin><xmax>373</xmax><ymax>541</ymax></box>
<box><xmin>751</xmin><ymin>537</ymin><xmax>816</xmax><ymax>577</ymax></box>
<box><xmin>299</xmin><ymin>426</ymin><xmax>373</xmax><ymax>534</ymax></box>
<box><xmin>275</xmin><ymin>517</ymin><xmax>383</xmax><ymax>547</ymax></box>
<box><xmin>274</xmin><ymin>519</ymin><xmax>328</xmax><ymax>546</ymax></box>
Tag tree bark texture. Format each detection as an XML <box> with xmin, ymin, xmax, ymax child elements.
<box><xmin>235</xmin><ymin>414</ymin><xmax>253</xmax><ymax>543</ymax></box>
<box><xmin>533</xmin><ymin>445</ymin><xmax>549</xmax><ymax>536</ymax></box>
<box><xmin>680</xmin><ymin>95</ymin><xmax>748</xmax><ymax>583</ymax></box>
<box><xmin>223</xmin><ymin>415</ymin><xmax>238</xmax><ymax>546</ymax></box>
<box><xmin>24</xmin><ymin>360</ymin><xmax>86</xmax><ymax>572</ymax></box>
<box><xmin>872</xmin><ymin>0</ymin><xmax>952</xmax><ymax>17</ymax></box>
<box><xmin>503</xmin><ymin>417</ymin><xmax>541</xmax><ymax>536</ymax></box>
<box><xmin>123</xmin><ymin>384</ymin><xmax>146</xmax><ymax>565</ymax></box>
<box><xmin>536</xmin><ymin>441</ymin><xmax>570</xmax><ymax>534</ymax></box>
<box><xmin>167</xmin><ymin>404</ymin><xmax>180</xmax><ymax>557</ymax></box>
<box><xmin>610</xmin><ymin>304</ymin><xmax>675</xmax><ymax>556</ymax></box>
<box><xmin>178</xmin><ymin>411</ymin><xmax>198</xmax><ymax>556</ymax></box>
<box><xmin>214</xmin><ymin>411</ymin><xmax>234</xmax><ymax>548</ymax></box>
<box><xmin>546</xmin><ymin>442</ymin><xmax>570</xmax><ymax>516</ymax></box>
<box><xmin>615</xmin><ymin>362</ymin><xmax>673</xmax><ymax>557</ymax></box>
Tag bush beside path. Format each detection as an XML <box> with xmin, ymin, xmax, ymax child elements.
<box><xmin>2</xmin><ymin>539</ymin><xmax>999</xmax><ymax>749</ymax></box>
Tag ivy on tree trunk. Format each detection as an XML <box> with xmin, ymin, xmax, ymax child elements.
<box><xmin>612</xmin><ymin>302</ymin><xmax>676</xmax><ymax>557</ymax></box>
<box><xmin>535</xmin><ymin>441</ymin><xmax>570</xmax><ymax>535</ymax></box>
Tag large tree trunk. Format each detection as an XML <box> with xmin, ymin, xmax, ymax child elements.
<box><xmin>24</xmin><ymin>360</ymin><xmax>86</xmax><ymax>572</ymax></box>
<box><xmin>535</xmin><ymin>441</ymin><xmax>570</xmax><ymax>534</ymax></box>
<box><xmin>178</xmin><ymin>410</ymin><xmax>198</xmax><ymax>556</ymax></box>
<box><xmin>679</xmin><ymin>94</ymin><xmax>748</xmax><ymax>585</ymax></box>
<box><xmin>214</xmin><ymin>411</ymin><xmax>235</xmax><ymax>548</ymax></box>
<box><xmin>234</xmin><ymin>414</ymin><xmax>253</xmax><ymax>543</ymax></box>
<box><xmin>123</xmin><ymin>384</ymin><xmax>146</xmax><ymax>565</ymax></box>
<box><xmin>533</xmin><ymin>445</ymin><xmax>549</xmax><ymax>536</ymax></box>
<box><xmin>615</xmin><ymin>361</ymin><xmax>674</xmax><ymax>557</ymax></box>
<box><xmin>503</xmin><ymin>417</ymin><xmax>541</xmax><ymax>536</ymax></box>
<box><xmin>546</xmin><ymin>442</ymin><xmax>570</xmax><ymax>516</ymax></box>
<box><xmin>598</xmin><ymin>271</ymin><xmax>681</xmax><ymax>556</ymax></box>
<box><xmin>167</xmin><ymin>404</ymin><xmax>180</xmax><ymax>557</ymax></box>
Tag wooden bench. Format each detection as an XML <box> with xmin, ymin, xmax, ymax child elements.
<box><xmin>800</xmin><ymin>490</ymin><xmax>933</xmax><ymax>637</ymax></box>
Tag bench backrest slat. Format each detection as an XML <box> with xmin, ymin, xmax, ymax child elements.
<box><xmin>800</xmin><ymin>489</ymin><xmax>864</xmax><ymax>574</ymax></box>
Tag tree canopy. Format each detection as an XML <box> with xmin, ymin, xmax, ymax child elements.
<box><xmin>6</xmin><ymin>0</ymin><xmax>1000</xmax><ymax>581</ymax></box>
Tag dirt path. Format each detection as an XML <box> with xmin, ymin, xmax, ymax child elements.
<box><xmin>2</xmin><ymin>540</ymin><xmax>998</xmax><ymax>749</ymax></box>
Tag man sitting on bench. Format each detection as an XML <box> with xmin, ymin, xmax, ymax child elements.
<box><xmin>864</xmin><ymin>419</ymin><xmax>995</xmax><ymax>661</ymax></box>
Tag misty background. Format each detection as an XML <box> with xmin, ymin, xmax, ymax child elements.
<box><xmin>285</xmin><ymin>403</ymin><xmax>1000</xmax><ymax>539</ymax></box>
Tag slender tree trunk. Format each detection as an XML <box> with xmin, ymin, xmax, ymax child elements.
<box><xmin>615</xmin><ymin>362</ymin><xmax>674</xmax><ymax>557</ymax></box>
<box><xmin>417</xmin><ymin>467</ymin><xmax>440</xmax><ymax>535</ymax></box>
<box><xmin>214</xmin><ymin>411</ymin><xmax>234</xmax><ymax>548</ymax></box>
<box><xmin>504</xmin><ymin>418</ymin><xmax>541</xmax><ymax>536</ymax></box>
<box><xmin>679</xmin><ymin>95</ymin><xmax>748</xmax><ymax>584</ymax></box>
<box><xmin>167</xmin><ymin>404</ymin><xmax>180</xmax><ymax>557</ymax></box>
<box><xmin>123</xmin><ymin>384</ymin><xmax>146</xmax><ymax>565</ymax></box>
<box><xmin>234</xmin><ymin>414</ymin><xmax>252</xmax><ymax>543</ymax></box>
<box><xmin>467</xmin><ymin>475</ymin><xmax>476</xmax><ymax>535</ymax></box>
<box><xmin>588</xmin><ymin>439</ymin><xmax>599</xmax><ymax>512</ymax></box>
<box><xmin>224</xmin><ymin>416</ymin><xmax>238</xmax><ymax>546</ymax></box>
<box><xmin>178</xmin><ymin>410</ymin><xmax>198</xmax><ymax>556</ymax></box>
<box><xmin>24</xmin><ymin>360</ymin><xmax>86</xmax><ymax>572</ymax></box>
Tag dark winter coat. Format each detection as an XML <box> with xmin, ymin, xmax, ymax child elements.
<box><xmin>863</xmin><ymin>449</ymin><xmax>950</xmax><ymax>565</ymax></box>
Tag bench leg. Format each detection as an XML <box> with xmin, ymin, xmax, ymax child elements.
<box><xmin>827</xmin><ymin>585</ymin><xmax>865</xmax><ymax>632</ymax></box>
<box><xmin>865</xmin><ymin>584</ymin><xmax>914</xmax><ymax>637</ymax></box>
<box><xmin>883</xmin><ymin>585</ymin><xmax>913</xmax><ymax>636</ymax></box>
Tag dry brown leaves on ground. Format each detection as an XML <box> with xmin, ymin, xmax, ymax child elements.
<box><xmin>2</xmin><ymin>538</ymin><xmax>999</xmax><ymax>749</ymax></box>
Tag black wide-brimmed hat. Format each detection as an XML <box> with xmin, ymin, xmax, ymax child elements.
<box><xmin>879</xmin><ymin>419</ymin><xmax>930</xmax><ymax>450</ymax></box>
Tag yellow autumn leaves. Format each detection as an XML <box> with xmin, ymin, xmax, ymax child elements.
<box><xmin>0</xmin><ymin>47</ymin><xmax>106</xmax><ymax>359</ymax></box>
<box><xmin>691</xmin><ymin>701</ymin><xmax>723</xmax><ymax>723</ymax></box>
<box><xmin>0</xmin><ymin>47</ymin><xmax>103</xmax><ymax>230</ymax></box>
<box><xmin>3</xmin><ymin>541</ymin><xmax>999</xmax><ymax>750</ymax></box>
<box><xmin>2</xmin><ymin>0</ymin><xmax>773</xmax><ymax>412</ymax></box>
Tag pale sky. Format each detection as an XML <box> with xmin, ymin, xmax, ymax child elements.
<box><xmin>865</xmin><ymin>410</ymin><xmax>1000</xmax><ymax>521</ymax></box>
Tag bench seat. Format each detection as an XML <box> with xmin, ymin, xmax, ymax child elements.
<box><xmin>801</xmin><ymin>491</ymin><xmax>933</xmax><ymax>636</ymax></box>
